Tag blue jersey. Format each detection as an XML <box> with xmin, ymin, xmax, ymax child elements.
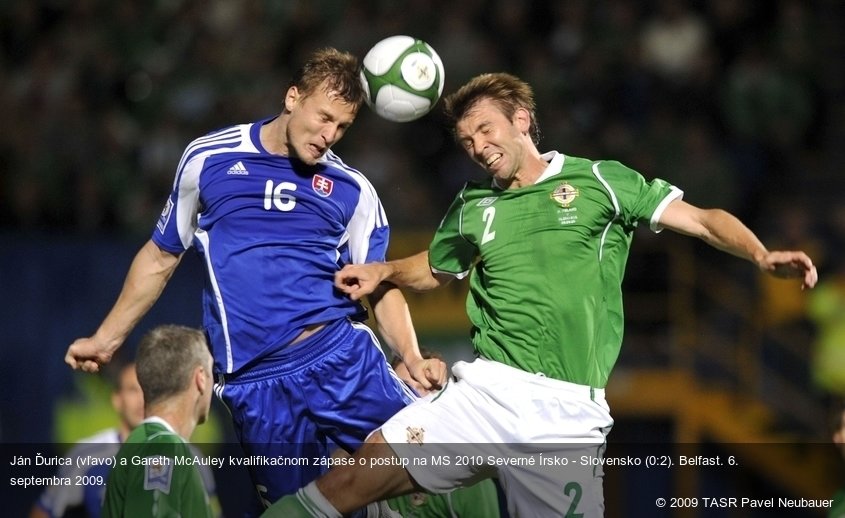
<box><xmin>152</xmin><ymin>118</ymin><xmax>389</xmax><ymax>374</ymax></box>
<box><xmin>35</xmin><ymin>429</ymin><xmax>119</xmax><ymax>518</ymax></box>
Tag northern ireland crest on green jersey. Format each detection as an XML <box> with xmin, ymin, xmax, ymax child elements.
<box><xmin>551</xmin><ymin>182</ymin><xmax>579</xmax><ymax>225</ymax></box>
<box><xmin>550</xmin><ymin>182</ymin><xmax>579</xmax><ymax>207</ymax></box>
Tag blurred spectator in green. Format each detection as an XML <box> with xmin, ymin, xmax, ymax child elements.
<box><xmin>809</xmin><ymin>207</ymin><xmax>845</xmax><ymax>396</ymax></box>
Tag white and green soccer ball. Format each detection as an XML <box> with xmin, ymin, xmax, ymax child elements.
<box><xmin>360</xmin><ymin>35</ymin><xmax>445</xmax><ymax>123</ymax></box>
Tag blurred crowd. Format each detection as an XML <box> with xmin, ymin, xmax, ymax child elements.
<box><xmin>1</xmin><ymin>0</ymin><xmax>840</xmax><ymax>241</ymax></box>
<box><xmin>3</xmin><ymin>0</ymin><xmax>845</xmax><ymax>439</ymax></box>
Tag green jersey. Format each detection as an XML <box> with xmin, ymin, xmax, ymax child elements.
<box><xmin>102</xmin><ymin>418</ymin><xmax>213</xmax><ymax>518</ymax></box>
<box><xmin>430</xmin><ymin>152</ymin><xmax>678</xmax><ymax>387</ymax></box>
<box><xmin>831</xmin><ymin>489</ymin><xmax>845</xmax><ymax>518</ymax></box>
<box><xmin>387</xmin><ymin>479</ymin><xmax>501</xmax><ymax>518</ymax></box>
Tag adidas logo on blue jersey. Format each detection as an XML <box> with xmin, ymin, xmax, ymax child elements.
<box><xmin>227</xmin><ymin>161</ymin><xmax>249</xmax><ymax>175</ymax></box>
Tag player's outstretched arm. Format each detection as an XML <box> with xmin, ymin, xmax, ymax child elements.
<box><xmin>65</xmin><ymin>240</ymin><xmax>183</xmax><ymax>373</ymax></box>
<box><xmin>334</xmin><ymin>251</ymin><xmax>445</xmax><ymax>301</ymax></box>
<box><xmin>369</xmin><ymin>284</ymin><xmax>447</xmax><ymax>391</ymax></box>
<box><xmin>659</xmin><ymin>200</ymin><xmax>818</xmax><ymax>289</ymax></box>
<box><xmin>334</xmin><ymin>262</ymin><xmax>392</xmax><ymax>301</ymax></box>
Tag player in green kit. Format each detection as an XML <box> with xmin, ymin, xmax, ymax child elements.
<box><xmin>103</xmin><ymin>325</ymin><xmax>215</xmax><ymax>518</ymax></box>
<box><xmin>263</xmin><ymin>73</ymin><xmax>818</xmax><ymax>517</ymax></box>
<box><xmin>429</xmin><ymin>153</ymin><xmax>676</xmax><ymax>388</ymax></box>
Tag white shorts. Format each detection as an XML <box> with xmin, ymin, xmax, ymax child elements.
<box><xmin>381</xmin><ymin>358</ymin><xmax>614</xmax><ymax>518</ymax></box>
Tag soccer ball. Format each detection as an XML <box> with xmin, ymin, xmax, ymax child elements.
<box><xmin>360</xmin><ymin>35</ymin><xmax>445</xmax><ymax>123</ymax></box>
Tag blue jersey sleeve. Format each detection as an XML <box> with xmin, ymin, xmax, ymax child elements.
<box><xmin>152</xmin><ymin>126</ymin><xmax>246</xmax><ymax>253</ymax></box>
<box><xmin>332</xmin><ymin>151</ymin><xmax>390</xmax><ymax>265</ymax></box>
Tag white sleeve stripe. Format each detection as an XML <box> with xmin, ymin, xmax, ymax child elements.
<box><xmin>431</xmin><ymin>266</ymin><xmax>470</xmax><ymax>280</ymax></box>
<box><xmin>455</xmin><ymin>186</ymin><xmax>474</xmax><ymax>245</ymax></box>
<box><xmin>590</xmin><ymin>162</ymin><xmax>621</xmax><ymax>216</ymax></box>
<box><xmin>169</xmin><ymin>125</ymin><xmax>260</xmax><ymax>249</ymax></box>
<box><xmin>591</xmin><ymin>162</ymin><xmax>620</xmax><ymax>262</ymax></box>
<box><xmin>346</xmin><ymin>191</ymin><xmax>375</xmax><ymax>263</ymax></box>
<box><xmin>323</xmin><ymin>151</ymin><xmax>387</xmax><ymax>263</ymax></box>
<box><xmin>196</xmin><ymin>230</ymin><xmax>235</xmax><ymax>373</ymax></box>
<box><xmin>174</xmin><ymin>124</ymin><xmax>249</xmax><ymax>178</ymax></box>
<box><xmin>456</xmin><ymin>189</ymin><xmax>466</xmax><ymax>237</ymax></box>
<box><xmin>175</xmin><ymin>156</ymin><xmax>203</xmax><ymax>249</ymax></box>
<box><xmin>176</xmin><ymin>134</ymin><xmax>243</xmax><ymax>177</ymax></box>
<box><xmin>323</xmin><ymin>151</ymin><xmax>387</xmax><ymax>229</ymax></box>
<box><xmin>650</xmin><ymin>187</ymin><xmax>684</xmax><ymax>232</ymax></box>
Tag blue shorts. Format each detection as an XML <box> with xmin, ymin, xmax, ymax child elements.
<box><xmin>215</xmin><ymin>318</ymin><xmax>414</xmax><ymax>509</ymax></box>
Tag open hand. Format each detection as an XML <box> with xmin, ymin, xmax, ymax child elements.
<box><xmin>759</xmin><ymin>250</ymin><xmax>818</xmax><ymax>290</ymax></box>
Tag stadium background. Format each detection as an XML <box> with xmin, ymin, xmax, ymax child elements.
<box><xmin>2</xmin><ymin>0</ymin><xmax>844</xmax><ymax>516</ymax></box>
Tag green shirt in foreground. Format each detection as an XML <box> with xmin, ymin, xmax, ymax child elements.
<box><xmin>429</xmin><ymin>152</ymin><xmax>679</xmax><ymax>387</ymax></box>
<box><xmin>387</xmin><ymin>479</ymin><xmax>501</xmax><ymax>518</ymax></box>
<box><xmin>102</xmin><ymin>418</ymin><xmax>213</xmax><ymax>518</ymax></box>
<box><xmin>830</xmin><ymin>489</ymin><xmax>845</xmax><ymax>518</ymax></box>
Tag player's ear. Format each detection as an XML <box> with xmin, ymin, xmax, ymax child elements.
<box><xmin>513</xmin><ymin>107</ymin><xmax>531</xmax><ymax>135</ymax></box>
<box><xmin>284</xmin><ymin>86</ymin><xmax>300</xmax><ymax>112</ymax></box>
<box><xmin>194</xmin><ymin>365</ymin><xmax>207</xmax><ymax>395</ymax></box>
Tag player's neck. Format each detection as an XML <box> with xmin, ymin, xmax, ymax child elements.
<box><xmin>260</xmin><ymin>116</ymin><xmax>291</xmax><ymax>156</ymax></box>
<box><xmin>505</xmin><ymin>159</ymin><xmax>547</xmax><ymax>189</ymax></box>
<box><xmin>147</xmin><ymin>400</ymin><xmax>198</xmax><ymax>441</ymax></box>
<box><xmin>498</xmin><ymin>145</ymin><xmax>547</xmax><ymax>189</ymax></box>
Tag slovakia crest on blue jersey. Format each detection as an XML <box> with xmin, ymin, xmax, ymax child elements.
<box><xmin>312</xmin><ymin>174</ymin><xmax>333</xmax><ymax>197</ymax></box>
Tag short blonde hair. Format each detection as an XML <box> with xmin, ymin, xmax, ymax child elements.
<box><xmin>289</xmin><ymin>47</ymin><xmax>365</xmax><ymax>108</ymax></box>
<box><xmin>444</xmin><ymin>72</ymin><xmax>540</xmax><ymax>145</ymax></box>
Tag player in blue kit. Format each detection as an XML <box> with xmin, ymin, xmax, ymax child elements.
<box><xmin>64</xmin><ymin>47</ymin><xmax>446</xmax><ymax>514</ymax></box>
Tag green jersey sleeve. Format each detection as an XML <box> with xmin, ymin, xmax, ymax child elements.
<box><xmin>591</xmin><ymin>160</ymin><xmax>680</xmax><ymax>230</ymax></box>
<box><xmin>429</xmin><ymin>186</ymin><xmax>480</xmax><ymax>277</ymax></box>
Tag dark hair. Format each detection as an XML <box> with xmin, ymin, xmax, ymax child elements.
<box><xmin>443</xmin><ymin>72</ymin><xmax>540</xmax><ymax>145</ymax></box>
<box><xmin>135</xmin><ymin>325</ymin><xmax>209</xmax><ymax>407</ymax></box>
<box><xmin>289</xmin><ymin>47</ymin><xmax>366</xmax><ymax>109</ymax></box>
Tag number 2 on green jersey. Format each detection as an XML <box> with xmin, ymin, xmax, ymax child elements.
<box><xmin>481</xmin><ymin>207</ymin><xmax>496</xmax><ymax>244</ymax></box>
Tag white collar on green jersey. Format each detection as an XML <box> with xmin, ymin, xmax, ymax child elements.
<box><xmin>141</xmin><ymin>416</ymin><xmax>178</xmax><ymax>435</ymax></box>
<box><xmin>535</xmin><ymin>151</ymin><xmax>564</xmax><ymax>184</ymax></box>
<box><xmin>491</xmin><ymin>151</ymin><xmax>564</xmax><ymax>190</ymax></box>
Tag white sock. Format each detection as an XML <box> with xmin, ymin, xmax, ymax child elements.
<box><xmin>297</xmin><ymin>482</ymin><xmax>342</xmax><ymax>518</ymax></box>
